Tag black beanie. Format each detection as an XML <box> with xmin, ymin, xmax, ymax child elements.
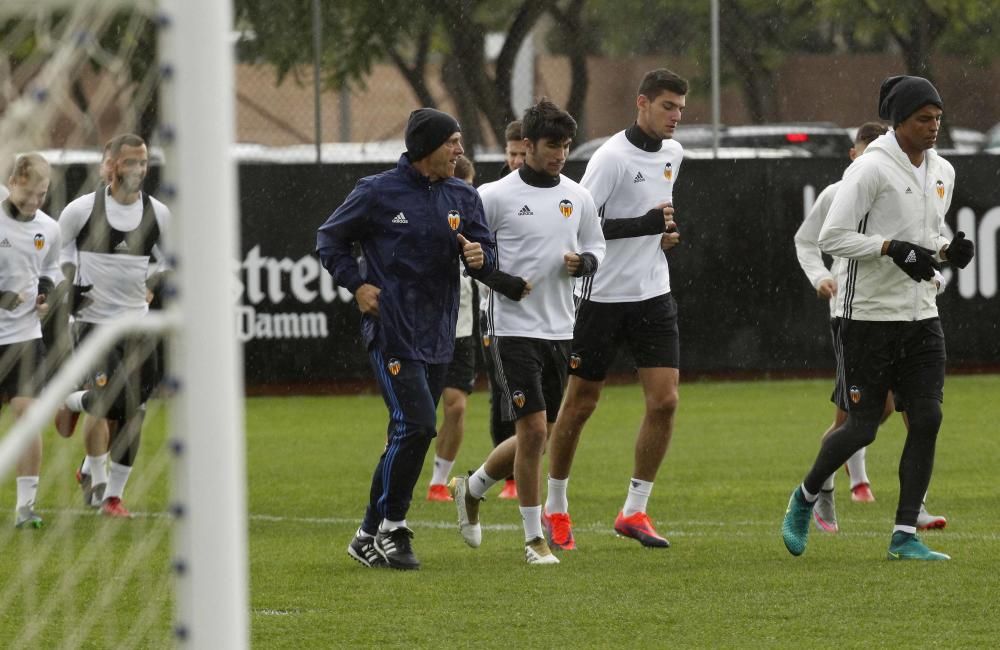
<box><xmin>405</xmin><ymin>108</ymin><xmax>461</xmax><ymax>161</ymax></box>
<box><xmin>878</xmin><ymin>75</ymin><xmax>943</xmax><ymax>126</ymax></box>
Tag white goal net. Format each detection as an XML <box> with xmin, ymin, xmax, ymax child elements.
<box><xmin>0</xmin><ymin>1</ymin><xmax>246</xmax><ymax>647</ymax></box>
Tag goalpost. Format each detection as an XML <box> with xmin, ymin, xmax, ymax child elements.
<box><xmin>0</xmin><ymin>1</ymin><xmax>247</xmax><ymax>647</ymax></box>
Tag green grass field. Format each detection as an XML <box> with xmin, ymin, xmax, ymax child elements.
<box><xmin>2</xmin><ymin>375</ymin><xmax>999</xmax><ymax>647</ymax></box>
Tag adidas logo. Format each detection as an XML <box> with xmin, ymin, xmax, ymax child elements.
<box><xmin>114</xmin><ymin>240</ymin><xmax>130</xmax><ymax>251</ymax></box>
<box><xmin>0</xmin><ymin>238</ymin><xmax>10</xmax><ymax>248</ymax></box>
<box><xmin>517</xmin><ymin>205</ymin><xmax>533</xmax><ymax>216</ymax></box>
<box><xmin>904</xmin><ymin>187</ymin><xmax>913</xmax><ymax>194</ymax></box>
<box><xmin>633</xmin><ymin>171</ymin><xmax>646</xmax><ymax>183</ymax></box>
<box><xmin>391</xmin><ymin>212</ymin><xmax>408</xmax><ymax>224</ymax></box>
<box><xmin>905</xmin><ymin>250</ymin><xmax>917</xmax><ymax>264</ymax></box>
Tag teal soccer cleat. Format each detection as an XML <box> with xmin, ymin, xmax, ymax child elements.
<box><xmin>782</xmin><ymin>486</ymin><xmax>813</xmax><ymax>556</ymax></box>
<box><xmin>887</xmin><ymin>532</ymin><xmax>951</xmax><ymax>561</ymax></box>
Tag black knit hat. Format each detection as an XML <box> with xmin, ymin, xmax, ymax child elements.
<box><xmin>405</xmin><ymin>108</ymin><xmax>461</xmax><ymax>161</ymax></box>
<box><xmin>878</xmin><ymin>76</ymin><xmax>943</xmax><ymax>126</ymax></box>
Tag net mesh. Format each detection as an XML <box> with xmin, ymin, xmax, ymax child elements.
<box><xmin>0</xmin><ymin>1</ymin><xmax>176</xmax><ymax>645</ymax></box>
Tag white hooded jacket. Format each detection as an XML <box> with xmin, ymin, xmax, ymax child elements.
<box><xmin>818</xmin><ymin>132</ymin><xmax>953</xmax><ymax>321</ymax></box>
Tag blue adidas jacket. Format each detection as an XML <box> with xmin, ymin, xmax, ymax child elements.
<box><xmin>317</xmin><ymin>154</ymin><xmax>496</xmax><ymax>364</ymax></box>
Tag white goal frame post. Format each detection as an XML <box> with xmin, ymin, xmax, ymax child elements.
<box><xmin>0</xmin><ymin>0</ymin><xmax>249</xmax><ymax>647</ymax></box>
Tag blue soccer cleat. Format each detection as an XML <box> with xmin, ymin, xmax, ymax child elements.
<box><xmin>782</xmin><ymin>486</ymin><xmax>814</xmax><ymax>556</ymax></box>
<box><xmin>887</xmin><ymin>531</ymin><xmax>950</xmax><ymax>561</ymax></box>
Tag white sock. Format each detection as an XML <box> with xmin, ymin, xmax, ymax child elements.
<box><xmin>89</xmin><ymin>453</ymin><xmax>110</xmax><ymax>487</ymax></box>
<box><xmin>520</xmin><ymin>505</ymin><xmax>542</xmax><ymax>542</ymax></box>
<box><xmin>545</xmin><ymin>476</ymin><xmax>569</xmax><ymax>514</ymax></box>
<box><xmin>800</xmin><ymin>483</ymin><xmax>818</xmax><ymax>502</ymax></box>
<box><xmin>81</xmin><ymin>456</ymin><xmax>92</xmax><ymax>475</ymax></box>
<box><xmin>430</xmin><ymin>455</ymin><xmax>454</xmax><ymax>486</ymax></box>
<box><xmin>623</xmin><ymin>478</ymin><xmax>653</xmax><ymax>516</ymax></box>
<box><xmin>355</xmin><ymin>527</ymin><xmax>372</xmax><ymax>539</ymax></box>
<box><xmin>105</xmin><ymin>461</ymin><xmax>132</xmax><ymax>500</ymax></box>
<box><xmin>379</xmin><ymin>518</ymin><xmax>407</xmax><ymax>532</ymax></box>
<box><xmin>468</xmin><ymin>464</ymin><xmax>499</xmax><ymax>500</ymax></box>
<box><xmin>16</xmin><ymin>476</ymin><xmax>39</xmax><ymax>510</ymax></box>
<box><xmin>893</xmin><ymin>525</ymin><xmax>916</xmax><ymax>535</ymax></box>
<box><xmin>66</xmin><ymin>390</ymin><xmax>86</xmax><ymax>413</ymax></box>
<box><xmin>821</xmin><ymin>473</ymin><xmax>835</xmax><ymax>491</ymax></box>
<box><xmin>845</xmin><ymin>448</ymin><xmax>869</xmax><ymax>488</ymax></box>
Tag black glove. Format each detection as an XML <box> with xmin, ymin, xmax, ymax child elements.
<box><xmin>71</xmin><ymin>284</ymin><xmax>94</xmax><ymax>315</ymax></box>
<box><xmin>37</xmin><ymin>276</ymin><xmax>55</xmax><ymax>301</ymax></box>
<box><xmin>0</xmin><ymin>291</ymin><xmax>21</xmax><ymax>311</ymax></box>
<box><xmin>945</xmin><ymin>231</ymin><xmax>975</xmax><ymax>269</ymax></box>
<box><xmin>885</xmin><ymin>240</ymin><xmax>940</xmax><ymax>282</ymax></box>
<box><xmin>570</xmin><ymin>252</ymin><xmax>599</xmax><ymax>278</ymax></box>
<box><xmin>481</xmin><ymin>269</ymin><xmax>528</xmax><ymax>301</ymax></box>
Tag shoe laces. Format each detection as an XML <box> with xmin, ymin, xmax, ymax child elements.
<box><xmin>382</xmin><ymin>527</ymin><xmax>414</xmax><ymax>554</ymax></box>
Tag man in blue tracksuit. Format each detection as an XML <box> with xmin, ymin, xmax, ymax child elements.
<box><xmin>318</xmin><ymin>108</ymin><xmax>524</xmax><ymax>570</ymax></box>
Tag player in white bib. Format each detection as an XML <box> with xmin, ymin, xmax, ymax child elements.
<box><xmin>450</xmin><ymin>99</ymin><xmax>605</xmax><ymax>565</ymax></box>
<box><xmin>1</xmin><ymin>153</ymin><xmax>62</xmax><ymax>528</ymax></box>
<box><xmin>543</xmin><ymin>69</ymin><xmax>687</xmax><ymax>550</ymax></box>
<box><xmin>55</xmin><ymin>133</ymin><xmax>170</xmax><ymax>518</ymax></box>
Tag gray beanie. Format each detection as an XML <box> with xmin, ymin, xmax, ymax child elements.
<box><xmin>878</xmin><ymin>76</ymin><xmax>943</xmax><ymax>126</ymax></box>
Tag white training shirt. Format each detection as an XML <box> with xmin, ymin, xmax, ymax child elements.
<box><xmin>0</xmin><ymin>184</ymin><xmax>8</xmax><ymax>202</ymax></box>
<box><xmin>480</xmin><ymin>170</ymin><xmax>605</xmax><ymax>339</ymax></box>
<box><xmin>577</xmin><ymin>129</ymin><xmax>683</xmax><ymax>302</ymax></box>
<box><xmin>59</xmin><ymin>188</ymin><xmax>170</xmax><ymax>324</ymax></box>
<box><xmin>0</xmin><ymin>204</ymin><xmax>62</xmax><ymax>345</ymax></box>
<box><xmin>456</xmin><ymin>262</ymin><xmax>473</xmax><ymax>338</ymax></box>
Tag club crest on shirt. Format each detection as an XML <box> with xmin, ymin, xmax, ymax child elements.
<box><xmin>447</xmin><ymin>210</ymin><xmax>461</xmax><ymax>230</ymax></box>
<box><xmin>569</xmin><ymin>353</ymin><xmax>581</xmax><ymax>370</ymax></box>
<box><xmin>663</xmin><ymin>162</ymin><xmax>673</xmax><ymax>181</ymax></box>
<box><xmin>94</xmin><ymin>371</ymin><xmax>108</xmax><ymax>388</ymax></box>
<box><xmin>849</xmin><ymin>385</ymin><xmax>861</xmax><ymax>404</ymax></box>
<box><xmin>387</xmin><ymin>358</ymin><xmax>401</xmax><ymax>376</ymax></box>
<box><xmin>935</xmin><ymin>180</ymin><xmax>944</xmax><ymax>199</ymax></box>
<box><xmin>512</xmin><ymin>390</ymin><xmax>526</xmax><ymax>409</ymax></box>
<box><xmin>558</xmin><ymin>200</ymin><xmax>573</xmax><ymax>218</ymax></box>
<box><xmin>33</xmin><ymin>233</ymin><xmax>45</xmax><ymax>250</ymax></box>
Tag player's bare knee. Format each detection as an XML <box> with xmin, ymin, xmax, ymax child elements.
<box><xmin>645</xmin><ymin>391</ymin><xmax>678</xmax><ymax>420</ymax></box>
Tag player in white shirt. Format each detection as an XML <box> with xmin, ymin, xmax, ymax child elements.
<box><xmin>541</xmin><ymin>69</ymin><xmax>686</xmax><ymax>550</ymax></box>
<box><xmin>782</xmin><ymin>76</ymin><xmax>972</xmax><ymax>561</ymax></box>
<box><xmin>427</xmin><ymin>155</ymin><xmax>480</xmax><ymax>501</ymax></box>
<box><xmin>0</xmin><ymin>153</ymin><xmax>62</xmax><ymax>528</ymax></box>
<box><xmin>450</xmin><ymin>100</ymin><xmax>605</xmax><ymax>565</ymax></box>
<box><xmin>794</xmin><ymin>123</ymin><xmax>948</xmax><ymax>534</ymax></box>
<box><xmin>54</xmin><ymin>133</ymin><xmax>169</xmax><ymax>519</ymax></box>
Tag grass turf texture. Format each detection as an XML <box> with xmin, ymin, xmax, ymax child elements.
<box><xmin>1</xmin><ymin>375</ymin><xmax>998</xmax><ymax>647</ymax></box>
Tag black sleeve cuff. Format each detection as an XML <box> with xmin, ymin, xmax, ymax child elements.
<box><xmin>571</xmin><ymin>252</ymin><xmax>599</xmax><ymax>278</ymax></box>
<box><xmin>479</xmin><ymin>269</ymin><xmax>527</xmax><ymax>301</ymax></box>
<box><xmin>602</xmin><ymin>208</ymin><xmax>665</xmax><ymax>240</ymax></box>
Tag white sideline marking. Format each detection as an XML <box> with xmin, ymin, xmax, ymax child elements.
<box><xmin>36</xmin><ymin>507</ymin><xmax>1000</xmax><ymax>541</ymax></box>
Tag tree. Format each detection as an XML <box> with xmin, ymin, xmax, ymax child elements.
<box><xmin>235</xmin><ymin>0</ymin><xmax>591</xmax><ymax>152</ymax></box>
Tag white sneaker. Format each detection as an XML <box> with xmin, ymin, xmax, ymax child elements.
<box><xmin>525</xmin><ymin>537</ymin><xmax>559</xmax><ymax>565</ymax></box>
<box><xmin>917</xmin><ymin>503</ymin><xmax>947</xmax><ymax>530</ymax></box>
<box><xmin>449</xmin><ymin>474</ymin><xmax>482</xmax><ymax>548</ymax></box>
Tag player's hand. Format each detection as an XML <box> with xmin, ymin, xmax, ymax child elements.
<box><xmin>519</xmin><ymin>280</ymin><xmax>533</xmax><ymax>299</ymax></box>
<box><xmin>884</xmin><ymin>240</ymin><xmax>940</xmax><ymax>282</ymax></box>
<box><xmin>355</xmin><ymin>283</ymin><xmax>380</xmax><ymax>317</ymax></box>
<box><xmin>816</xmin><ymin>278</ymin><xmax>837</xmax><ymax>300</ymax></box>
<box><xmin>457</xmin><ymin>234</ymin><xmax>485</xmax><ymax>270</ymax></box>
<box><xmin>70</xmin><ymin>284</ymin><xmax>93</xmax><ymax>315</ymax></box>
<box><xmin>564</xmin><ymin>252</ymin><xmax>581</xmax><ymax>275</ymax></box>
<box><xmin>35</xmin><ymin>293</ymin><xmax>49</xmax><ymax>318</ymax></box>
<box><xmin>656</xmin><ymin>203</ymin><xmax>675</xmax><ymax>230</ymax></box>
<box><xmin>943</xmin><ymin>231</ymin><xmax>974</xmax><ymax>269</ymax></box>
<box><xmin>0</xmin><ymin>291</ymin><xmax>24</xmax><ymax>311</ymax></box>
<box><xmin>660</xmin><ymin>218</ymin><xmax>680</xmax><ymax>250</ymax></box>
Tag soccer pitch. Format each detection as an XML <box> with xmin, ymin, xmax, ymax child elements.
<box><xmin>2</xmin><ymin>375</ymin><xmax>998</xmax><ymax>646</ymax></box>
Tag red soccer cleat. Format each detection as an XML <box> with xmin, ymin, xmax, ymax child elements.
<box><xmin>851</xmin><ymin>483</ymin><xmax>876</xmax><ymax>503</ymax></box>
<box><xmin>498</xmin><ymin>479</ymin><xmax>518</xmax><ymax>500</ymax></box>
<box><xmin>542</xmin><ymin>509</ymin><xmax>576</xmax><ymax>550</ymax></box>
<box><xmin>100</xmin><ymin>497</ymin><xmax>134</xmax><ymax>519</ymax></box>
<box><xmin>426</xmin><ymin>484</ymin><xmax>453</xmax><ymax>502</ymax></box>
<box><xmin>614</xmin><ymin>511</ymin><xmax>670</xmax><ymax>548</ymax></box>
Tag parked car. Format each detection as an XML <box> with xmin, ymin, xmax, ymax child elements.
<box><xmin>983</xmin><ymin>123</ymin><xmax>1000</xmax><ymax>154</ymax></box>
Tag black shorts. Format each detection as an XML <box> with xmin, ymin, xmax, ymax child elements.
<box><xmin>494</xmin><ymin>336</ymin><xmax>570</xmax><ymax>423</ymax></box>
<box><xmin>828</xmin><ymin>318</ymin><xmax>849</xmax><ymax>411</ymax></box>
<box><xmin>833</xmin><ymin>317</ymin><xmax>946</xmax><ymax>414</ymax></box>
<box><xmin>570</xmin><ymin>293</ymin><xmax>679</xmax><ymax>381</ymax></box>
<box><xmin>75</xmin><ymin>321</ymin><xmax>162</xmax><ymax>418</ymax></box>
<box><xmin>445</xmin><ymin>335</ymin><xmax>476</xmax><ymax>394</ymax></box>
<box><xmin>0</xmin><ymin>339</ymin><xmax>45</xmax><ymax>400</ymax></box>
